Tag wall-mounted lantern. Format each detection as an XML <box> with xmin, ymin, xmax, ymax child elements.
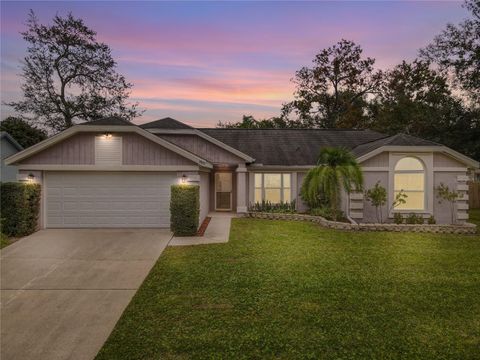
<box><xmin>181</xmin><ymin>174</ymin><xmax>188</xmax><ymax>184</ymax></box>
<box><xmin>103</xmin><ymin>133</ymin><xmax>112</xmax><ymax>139</ymax></box>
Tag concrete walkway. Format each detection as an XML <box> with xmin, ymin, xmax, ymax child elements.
<box><xmin>169</xmin><ymin>212</ymin><xmax>235</xmax><ymax>246</ymax></box>
<box><xmin>1</xmin><ymin>228</ymin><xmax>172</xmax><ymax>360</ymax></box>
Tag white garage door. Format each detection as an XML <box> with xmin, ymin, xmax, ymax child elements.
<box><xmin>45</xmin><ymin>172</ymin><xmax>176</xmax><ymax>228</ymax></box>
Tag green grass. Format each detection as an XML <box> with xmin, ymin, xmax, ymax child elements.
<box><xmin>97</xmin><ymin>219</ymin><xmax>480</xmax><ymax>360</ymax></box>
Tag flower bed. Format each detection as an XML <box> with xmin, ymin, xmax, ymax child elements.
<box><xmin>246</xmin><ymin>212</ymin><xmax>477</xmax><ymax>235</ymax></box>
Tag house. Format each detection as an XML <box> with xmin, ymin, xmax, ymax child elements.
<box><xmin>5</xmin><ymin>117</ymin><xmax>478</xmax><ymax>228</ymax></box>
<box><xmin>1</xmin><ymin>131</ymin><xmax>23</xmax><ymax>182</ymax></box>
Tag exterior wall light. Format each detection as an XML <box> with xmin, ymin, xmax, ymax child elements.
<box><xmin>103</xmin><ymin>133</ymin><xmax>112</xmax><ymax>139</ymax></box>
<box><xmin>181</xmin><ymin>174</ymin><xmax>188</xmax><ymax>184</ymax></box>
<box><xmin>27</xmin><ymin>173</ymin><xmax>35</xmax><ymax>183</ymax></box>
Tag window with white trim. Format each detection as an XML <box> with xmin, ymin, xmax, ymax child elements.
<box><xmin>394</xmin><ymin>157</ymin><xmax>425</xmax><ymax>210</ymax></box>
<box><xmin>254</xmin><ymin>173</ymin><xmax>291</xmax><ymax>203</ymax></box>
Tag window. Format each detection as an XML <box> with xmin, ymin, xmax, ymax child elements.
<box><xmin>254</xmin><ymin>173</ymin><xmax>291</xmax><ymax>203</ymax></box>
<box><xmin>394</xmin><ymin>157</ymin><xmax>425</xmax><ymax>210</ymax></box>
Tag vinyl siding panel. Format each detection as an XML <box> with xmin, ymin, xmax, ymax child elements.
<box><xmin>360</xmin><ymin>152</ymin><xmax>389</xmax><ymax>167</ymax></box>
<box><xmin>433</xmin><ymin>153</ymin><xmax>465</xmax><ymax>167</ymax></box>
<box><xmin>122</xmin><ymin>133</ymin><xmax>194</xmax><ymax>166</ymax></box>
<box><xmin>159</xmin><ymin>134</ymin><xmax>244</xmax><ymax>164</ymax></box>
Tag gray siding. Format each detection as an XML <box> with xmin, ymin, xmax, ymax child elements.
<box><xmin>360</xmin><ymin>152</ymin><xmax>389</xmax><ymax>167</ymax></box>
<box><xmin>433</xmin><ymin>153</ymin><xmax>465</xmax><ymax>167</ymax></box>
<box><xmin>122</xmin><ymin>133</ymin><xmax>194</xmax><ymax>166</ymax></box>
<box><xmin>1</xmin><ymin>138</ymin><xmax>20</xmax><ymax>182</ymax></box>
<box><xmin>23</xmin><ymin>133</ymin><xmax>95</xmax><ymax>165</ymax></box>
<box><xmin>296</xmin><ymin>172</ymin><xmax>309</xmax><ymax>213</ymax></box>
<box><xmin>20</xmin><ymin>133</ymin><xmax>194</xmax><ymax>166</ymax></box>
<box><xmin>159</xmin><ymin>134</ymin><xmax>244</xmax><ymax>164</ymax></box>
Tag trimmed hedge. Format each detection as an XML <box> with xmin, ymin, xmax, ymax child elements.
<box><xmin>0</xmin><ymin>182</ymin><xmax>41</xmax><ymax>237</ymax></box>
<box><xmin>170</xmin><ymin>185</ymin><xmax>200</xmax><ymax>236</ymax></box>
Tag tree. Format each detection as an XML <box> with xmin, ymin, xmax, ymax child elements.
<box><xmin>369</xmin><ymin>60</ymin><xmax>480</xmax><ymax>160</ymax></box>
<box><xmin>436</xmin><ymin>183</ymin><xmax>462</xmax><ymax>224</ymax></box>
<box><xmin>217</xmin><ymin>115</ymin><xmax>306</xmax><ymax>129</ymax></box>
<box><xmin>420</xmin><ymin>0</ymin><xmax>480</xmax><ymax>104</ymax></box>
<box><xmin>6</xmin><ymin>11</ymin><xmax>142</xmax><ymax>132</ymax></box>
<box><xmin>282</xmin><ymin>39</ymin><xmax>383</xmax><ymax>128</ymax></box>
<box><xmin>0</xmin><ymin>117</ymin><xmax>47</xmax><ymax>148</ymax></box>
<box><xmin>300</xmin><ymin>147</ymin><xmax>363</xmax><ymax>221</ymax></box>
<box><xmin>365</xmin><ymin>181</ymin><xmax>387</xmax><ymax>223</ymax></box>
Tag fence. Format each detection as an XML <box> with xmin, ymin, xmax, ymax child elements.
<box><xmin>469</xmin><ymin>181</ymin><xmax>480</xmax><ymax>209</ymax></box>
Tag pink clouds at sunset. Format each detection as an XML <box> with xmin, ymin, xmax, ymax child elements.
<box><xmin>0</xmin><ymin>1</ymin><xmax>469</xmax><ymax>127</ymax></box>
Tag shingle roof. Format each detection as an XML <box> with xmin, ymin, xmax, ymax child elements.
<box><xmin>351</xmin><ymin>133</ymin><xmax>441</xmax><ymax>157</ymax></box>
<box><xmin>200</xmin><ymin>129</ymin><xmax>386</xmax><ymax>165</ymax></box>
<box><xmin>140</xmin><ymin>117</ymin><xmax>193</xmax><ymax>129</ymax></box>
<box><xmin>80</xmin><ymin>116</ymin><xmax>134</xmax><ymax>126</ymax></box>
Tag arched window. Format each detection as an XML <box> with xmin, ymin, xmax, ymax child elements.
<box><xmin>394</xmin><ymin>157</ymin><xmax>425</xmax><ymax>210</ymax></box>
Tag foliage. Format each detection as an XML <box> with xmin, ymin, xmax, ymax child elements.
<box><xmin>6</xmin><ymin>11</ymin><xmax>142</xmax><ymax>132</ymax></box>
<box><xmin>301</xmin><ymin>147</ymin><xmax>363</xmax><ymax>221</ymax></box>
<box><xmin>282</xmin><ymin>39</ymin><xmax>383</xmax><ymax>129</ymax></box>
<box><xmin>389</xmin><ymin>190</ymin><xmax>408</xmax><ymax>213</ymax></box>
<box><xmin>217</xmin><ymin>115</ymin><xmax>305</xmax><ymax>129</ymax></box>
<box><xmin>97</xmin><ymin>218</ymin><xmax>480</xmax><ymax>360</ymax></box>
<box><xmin>0</xmin><ymin>182</ymin><xmax>41</xmax><ymax>237</ymax></box>
<box><xmin>0</xmin><ymin>116</ymin><xmax>47</xmax><ymax>148</ymax></box>
<box><xmin>436</xmin><ymin>183</ymin><xmax>462</xmax><ymax>224</ymax></box>
<box><xmin>248</xmin><ymin>200</ymin><xmax>296</xmax><ymax>213</ymax></box>
<box><xmin>309</xmin><ymin>206</ymin><xmax>347</xmax><ymax>222</ymax></box>
<box><xmin>170</xmin><ymin>185</ymin><xmax>200</xmax><ymax>236</ymax></box>
<box><xmin>364</xmin><ymin>181</ymin><xmax>387</xmax><ymax>223</ymax></box>
<box><xmin>419</xmin><ymin>0</ymin><xmax>479</xmax><ymax>104</ymax></box>
<box><xmin>428</xmin><ymin>215</ymin><xmax>436</xmax><ymax>225</ymax></box>
<box><xmin>393</xmin><ymin>212</ymin><xmax>404</xmax><ymax>224</ymax></box>
<box><xmin>0</xmin><ymin>232</ymin><xmax>9</xmax><ymax>249</ymax></box>
<box><xmin>405</xmin><ymin>213</ymin><xmax>424</xmax><ymax>225</ymax></box>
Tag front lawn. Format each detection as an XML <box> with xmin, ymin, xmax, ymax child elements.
<box><xmin>97</xmin><ymin>219</ymin><xmax>480</xmax><ymax>360</ymax></box>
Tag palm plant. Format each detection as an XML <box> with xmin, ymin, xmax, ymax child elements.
<box><xmin>301</xmin><ymin>147</ymin><xmax>363</xmax><ymax>221</ymax></box>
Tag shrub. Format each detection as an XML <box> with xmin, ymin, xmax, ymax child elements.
<box><xmin>249</xmin><ymin>200</ymin><xmax>296</xmax><ymax>213</ymax></box>
<box><xmin>170</xmin><ymin>185</ymin><xmax>199</xmax><ymax>236</ymax></box>
<box><xmin>309</xmin><ymin>206</ymin><xmax>347</xmax><ymax>222</ymax></box>
<box><xmin>393</xmin><ymin>213</ymin><xmax>404</xmax><ymax>224</ymax></box>
<box><xmin>406</xmin><ymin>213</ymin><xmax>424</xmax><ymax>224</ymax></box>
<box><xmin>0</xmin><ymin>182</ymin><xmax>41</xmax><ymax>237</ymax></box>
<box><xmin>364</xmin><ymin>181</ymin><xmax>387</xmax><ymax>223</ymax></box>
<box><xmin>428</xmin><ymin>215</ymin><xmax>436</xmax><ymax>224</ymax></box>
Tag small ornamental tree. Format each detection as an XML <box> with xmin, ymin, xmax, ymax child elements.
<box><xmin>436</xmin><ymin>183</ymin><xmax>461</xmax><ymax>224</ymax></box>
<box><xmin>389</xmin><ymin>190</ymin><xmax>408</xmax><ymax>215</ymax></box>
<box><xmin>365</xmin><ymin>181</ymin><xmax>387</xmax><ymax>223</ymax></box>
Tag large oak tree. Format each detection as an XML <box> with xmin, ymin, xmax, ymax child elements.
<box><xmin>7</xmin><ymin>11</ymin><xmax>143</xmax><ymax>132</ymax></box>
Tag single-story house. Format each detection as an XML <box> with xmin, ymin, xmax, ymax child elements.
<box><xmin>5</xmin><ymin>117</ymin><xmax>478</xmax><ymax>228</ymax></box>
<box><xmin>1</xmin><ymin>131</ymin><xmax>23</xmax><ymax>182</ymax></box>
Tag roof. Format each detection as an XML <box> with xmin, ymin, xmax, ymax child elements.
<box><xmin>140</xmin><ymin>117</ymin><xmax>193</xmax><ymax>130</ymax></box>
<box><xmin>1</xmin><ymin>131</ymin><xmax>23</xmax><ymax>151</ymax></box>
<box><xmin>199</xmin><ymin>129</ymin><xmax>386</xmax><ymax>166</ymax></box>
<box><xmin>80</xmin><ymin>116</ymin><xmax>134</xmax><ymax>126</ymax></box>
<box><xmin>351</xmin><ymin>133</ymin><xmax>441</xmax><ymax>157</ymax></box>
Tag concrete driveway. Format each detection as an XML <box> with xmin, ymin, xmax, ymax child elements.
<box><xmin>1</xmin><ymin>229</ymin><xmax>172</xmax><ymax>360</ymax></box>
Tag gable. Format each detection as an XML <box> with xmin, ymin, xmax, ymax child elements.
<box><xmin>433</xmin><ymin>153</ymin><xmax>466</xmax><ymax>168</ymax></box>
<box><xmin>158</xmin><ymin>134</ymin><xmax>245</xmax><ymax>164</ymax></box>
<box><xmin>359</xmin><ymin>152</ymin><xmax>388</xmax><ymax>167</ymax></box>
<box><xmin>19</xmin><ymin>132</ymin><xmax>195</xmax><ymax>166</ymax></box>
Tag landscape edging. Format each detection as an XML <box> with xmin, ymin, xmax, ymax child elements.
<box><xmin>246</xmin><ymin>212</ymin><xmax>477</xmax><ymax>234</ymax></box>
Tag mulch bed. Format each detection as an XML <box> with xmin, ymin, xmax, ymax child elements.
<box><xmin>196</xmin><ymin>217</ymin><xmax>211</xmax><ymax>236</ymax></box>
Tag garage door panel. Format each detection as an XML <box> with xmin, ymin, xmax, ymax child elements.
<box><xmin>45</xmin><ymin>172</ymin><xmax>176</xmax><ymax>228</ymax></box>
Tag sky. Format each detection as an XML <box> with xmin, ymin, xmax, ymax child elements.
<box><xmin>0</xmin><ymin>1</ymin><xmax>469</xmax><ymax>127</ymax></box>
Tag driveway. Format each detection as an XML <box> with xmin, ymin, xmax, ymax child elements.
<box><xmin>1</xmin><ymin>228</ymin><xmax>172</xmax><ymax>360</ymax></box>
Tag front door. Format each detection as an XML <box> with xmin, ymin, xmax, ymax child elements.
<box><xmin>215</xmin><ymin>172</ymin><xmax>232</xmax><ymax>211</ymax></box>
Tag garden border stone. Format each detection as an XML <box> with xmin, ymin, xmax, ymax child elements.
<box><xmin>246</xmin><ymin>212</ymin><xmax>477</xmax><ymax>234</ymax></box>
